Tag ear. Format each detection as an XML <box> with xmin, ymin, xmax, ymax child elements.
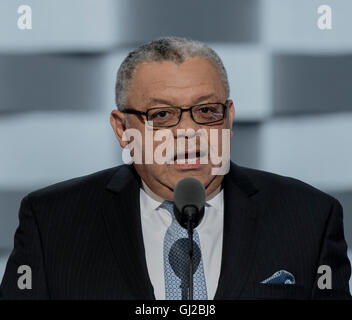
<box><xmin>110</xmin><ymin>109</ymin><xmax>128</xmax><ymax>148</ymax></box>
<box><xmin>226</xmin><ymin>99</ymin><xmax>235</xmax><ymax>138</ymax></box>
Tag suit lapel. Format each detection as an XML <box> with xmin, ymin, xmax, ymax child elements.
<box><xmin>214</xmin><ymin>163</ymin><xmax>263</xmax><ymax>299</ymax></box>
<box><xmin>100</xmin><ymin>165</ymin><xmax>155</xmax><ymax>299</ymax></box>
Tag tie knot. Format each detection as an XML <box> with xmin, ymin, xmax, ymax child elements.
<box><xmin>160</xmin><ymin>200</ymin><xmax>174</xmax><ymax>217</ymax></box>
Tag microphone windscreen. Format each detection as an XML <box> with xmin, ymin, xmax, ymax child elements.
<box><xmin>174</xmin><ymin>177</ymin><xmax>206</xmax><ymax>213</ymax></box>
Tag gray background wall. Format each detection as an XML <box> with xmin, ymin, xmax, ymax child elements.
<box><xmin>0</xmin><ymin>0</ymin><xmax>351</xmax><ymax>290</ymax></box>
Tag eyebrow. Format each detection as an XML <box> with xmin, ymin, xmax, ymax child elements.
<box><xmin>146</xmin><ymin>93</ymin><xmax>219</xmax><ymax>107</ymax></box>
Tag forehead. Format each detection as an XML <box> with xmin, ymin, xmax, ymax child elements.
<box><xmin>128</xmin><ymin>57</ymin><xmax>226</xmax><ymax>107</ymax></box>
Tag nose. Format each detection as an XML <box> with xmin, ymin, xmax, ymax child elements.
<box><xmin>174</xmin><ymin>109</ymin><xmax>200</xmax><ymax>133</ymax></box>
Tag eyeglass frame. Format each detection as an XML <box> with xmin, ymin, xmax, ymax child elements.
<box><xmin>120</xmin><ymin>100</ymin><xmax>229</xmax><ymax>128</ymax></box>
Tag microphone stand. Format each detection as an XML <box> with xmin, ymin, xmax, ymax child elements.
<box><xmin>185</xmin><ymin>206</ymin><xmax>197</xmax><ymax>300</ymax></box>
<box><xmin>175</xmin><ymin>203</ymin><xmax>204</xmax><ymax>300</ymax></box>
<box><xmin>187</xmin><ymin>217</ymin><xmax>194</xmax><ymax>300</ymax></box>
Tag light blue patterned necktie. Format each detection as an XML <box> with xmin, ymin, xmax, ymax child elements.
<box><xmin>161</xmin><ymin>200</ymin><xmax>208</xmax><ymax>300</ymax></box>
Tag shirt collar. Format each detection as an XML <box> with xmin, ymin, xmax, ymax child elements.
<box><xmin>206</xmin><ymin>187</ymin><xmax>224</xmax><ymax>212</ymax></box>
<box><xmin>140</xmin><ymin>180</ymin><xmax>163</xmax><ymax>212</ymax></box>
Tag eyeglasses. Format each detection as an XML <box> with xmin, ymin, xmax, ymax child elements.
<box><xmin>121</xmin><ymin>101</ymin><xmax>228</xmax><ymax>128</ymax></box>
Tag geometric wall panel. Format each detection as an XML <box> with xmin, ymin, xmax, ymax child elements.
<box><xmin>213</xmin><ymin>44</ymin><xmax>270</xmax><ymax>121</ymax></box>
<box><xmin>260</xmin><ymin>113</ymin><xmax>352</xmax><ymax>191</ymax></box>
<box><xmin>231</xmin><ymin>122</ymin><xmax>262</xmax><ymax>169</ymax></box>
<box><xmin>264</xmin><ymin>0</ymin><xmax>352</xmax><ymax>52</ymax></box>
<box><xmin>115</xmin><ymin>0</ymin><xmax>260</xmax><ymax>44</ymax></box>
<box><xmin>0</xmin><ymin>53</ymin><xmax>107</xmax><ymax>112</ymax></box>
<box><xmin>0</xmin><ymin>190</ymin><xmax>28</xmax><ymax>250</ymax></box>
<box><xmin>0</xmin><ymin>0</ymin><xmax>117</xmax><ymax>53</ymax></box>
<box><xmin>272</xmin><ymin>54</ymin><xmax>352</xmax><ymax>115</ymax></box>
<box><xmin>0</xmin><ymin>111</ymin><xmax>122</xmax><ymax>190</ymax></box>
<box><xmin>331</xmin><ymin>191</ymin><xmax>352</xmax><ymax>247</ymax></box>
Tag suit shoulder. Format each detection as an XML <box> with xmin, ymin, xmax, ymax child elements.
<box><xmin>237</xmin><ymin>165</ymin><xmax>338</xmax><ymax>206</ymax></box>
<box><xmin>26</xmin><ymin>165</ymin><xmax>126</xmax><ymax>203</ymax></box>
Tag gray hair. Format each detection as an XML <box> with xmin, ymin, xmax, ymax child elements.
<box><xmin>115</xmin><ymin>37</ymin><xmax>230</xmax><ymax>109</ymax></box>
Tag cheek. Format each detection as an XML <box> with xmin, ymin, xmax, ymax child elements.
<box><xmin>206</xmin><ymin>127</ymin><xmax>224</xmax><ymax>154</ymax></box>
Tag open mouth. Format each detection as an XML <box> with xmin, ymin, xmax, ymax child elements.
<box><xmin>174</xmin><ymin>150</ymin><xmax>201</xmax><ymax>161</ymax></box>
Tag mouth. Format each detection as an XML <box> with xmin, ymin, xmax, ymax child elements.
<box><xmin>174</xmin><ymin>150</ymin><xmax>201</xmax><ymax>161</ymax></box>
<box><xmin>173</xmin><ymin>150</ymin><xmax>207</xmax><ymax>169</ymax></box>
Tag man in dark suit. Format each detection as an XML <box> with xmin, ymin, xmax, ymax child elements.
<box><xmin>1</xmin><ymin>37</ymin><xmax>351</xmax><ymax>299</ymax></box>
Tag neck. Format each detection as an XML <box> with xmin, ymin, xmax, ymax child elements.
<box><xmin>140</xmin><ymin>176</ymin><xmax>223</xmax><ymax>202</ymax></box>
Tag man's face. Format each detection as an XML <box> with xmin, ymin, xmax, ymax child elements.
<box><xmin>111</xmin><ymin>57</ymin><xmax>235</xmax><ymax>200</ymax></box>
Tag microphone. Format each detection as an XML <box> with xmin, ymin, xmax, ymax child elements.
<box><xmin>173</xmin><ymin>177</ymin><xmax>206</xmax><ymax>300</ymax></box>
<box><xmin>173</xmin><ymin>177</ymin><xmax>206</xmax><ymax>229</ymax></box>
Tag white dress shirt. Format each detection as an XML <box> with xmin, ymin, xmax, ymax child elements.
<box><xmin>140</xmin><ymin>181</ymin><xmax>224</xmax><ymax>300</ymax></box>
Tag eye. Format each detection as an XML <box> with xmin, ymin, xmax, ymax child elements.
<box><xmin>200</xmin><ymin>107</ymin><xmax>214</xmax><ymax>113</ymax></box>
<box><xmin>153</xmin><ymin>110</ymin><xmax>169</xmax><ymax>118</ymax></box>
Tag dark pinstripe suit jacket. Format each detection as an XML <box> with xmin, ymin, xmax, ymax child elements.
<box><xmin>1</xmin><ymin>162</ymin><xmax>351</xmax><ymax>299</ymax></box>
